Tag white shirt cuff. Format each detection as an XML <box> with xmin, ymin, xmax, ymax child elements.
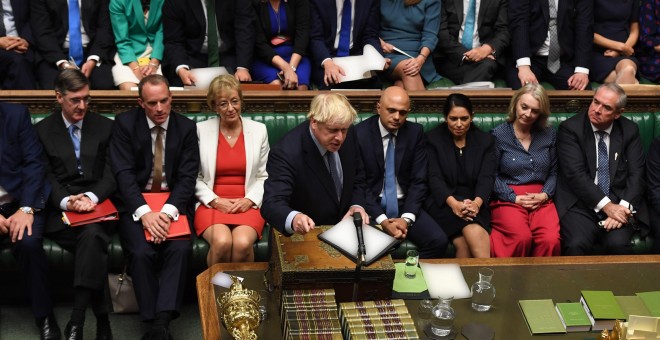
<box><xmin>133</xmin><ymin>204</ymin><xmax>152</xmax><ymax>221</ymax></box>
<box><xmin>516</xmin><ymin>58</ymin><xmax>531</xmax><ymax>68</ymax></box>
<box><xmin>401</xmin><ymin>212</ymin><xmax>416</xmax><ymax>223</ymax></box>
<box><xmin>375</xmin><ymin>214</ymin><xmax>387</xmax><ymax>225</ymax></box>
<box><xmin>161</xmin><ymin>204</ymin><xmax>179</xmax><ymax>221</ymax></box>
<box><xmin>87</xmin><ymin>55</ymin><xmax>101</xmax><ymax>66</ymax></box>
<box><xmin>321</xmin><ymin>58</ymin><xmax>332</xmax><ymax>68</ymax></box>
<box><xmin>59</xmin><ymin>197</ymin><xmax>69</xmax><ymax>211</ymax></box>
<box><xmin>619</xmin><ymin>200</ymin><xmax>632</xmax><ymax>211</ymax></box>
<box><xmin>85</xmin><ymin>192</ymin><xmax>99</xmax><ymax>204</ymax></box>
<box><xmin>175</xmin><ymin>65</ymin><xmax>190</xmax><ymax>75</ymax></box>
<box><xmin>574</xmin><ymin>67</ymin><xmax>589</xmax><ymax>75</ymax></box>
<box><xmin>594</xmin><ymin>197</ymin><xmax>612</xmax><ymax>213</ymax></box>
<box><xmin>236</xmin><ymin>67</ymin><xmax>249</xmax><ymax>71</ymax></box>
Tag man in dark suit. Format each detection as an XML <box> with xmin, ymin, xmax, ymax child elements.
<box><xmin>35</xmin><ymin>69</ymin><xmax>115</xmax><ymax>340</ymax></box>
<box><xmin>0</xmin><ymin>0</ymin><xmax>36</xmax><ymax>89</ymax></box>
<box><xmin>645</xmin><ymin>137</ymin><xmax>660</xmax><ymax>254</ymax></box>
<box><xmin>162</xmin><ymin>0</ymin><xmax>255</xmax><ymax>86</ymax></box>
<box><xmin>0</xmin><ymin>103</ymin><xmax>55</xmax><ymax>339</ymax></box>
<box><xmin>355</xmin><ymin>87</ymin><xmax>448</xmax><ymax>258</ymax></box>
<box><xmin>261</xmin><ymin>93</ymin><xmax>369</xmax><ymax>235</ymax></box>
<box><xmin>309</xmin><ymin>0</ymin><xmax>383</xmax><ymax>89</ymax></box>
<box><xmin>507</xmin><ymin>0</ymin><xmax>592</xmax><ymax>90</ymax></box>
<box><xmin>435</xmin><ymin>0</ymin><xmax>509</xmax><ymax>84</ymax></box>
<box><xmin>556</xmin><ymin>83</ymin><xmax>648</xmax><ymax>255</ymax></box>
<box><xmin>110</xmin><ymin>75</ymin><xmax>199</xmax><ymax>339</ymax></box>
<box><xmin>30</xmin><ymin>0</ymin><xmax>115</xmax><ymax>89</ymax></box>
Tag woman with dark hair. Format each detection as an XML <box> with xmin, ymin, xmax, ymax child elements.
<box><xmin>195</xmin><ymin>75</ymin><xmax>269</xmax><ymax>265</ymax></box>
<box><xmin>251</xmin><ymin>0</ymin><xmax>311</xmax><ymax>90</ymax></box>
<box><xmin>490</xmin><ymin>83</ymin><xmax>560</xmax><ymax>257</ymax></box>
<box><xmin>425</xmin><ymin>93</ymin><xmax>495</xmax><ymax>258</ymax></box>
<box><xmin>590</xmin><ymin>0</ymin><xmax>640</xmax><ymax>84</ymax></box>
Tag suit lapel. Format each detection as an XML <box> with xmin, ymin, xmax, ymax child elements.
<box><xmin>477</xmin><ymin>0</ymin><xmax>486</xmax><ymax>27</ymax></box>
<box><xmin>243</xmin><ymin>118</ymin><xmax>254</xmax><ymax>183</ymax></box>
<box><xmin>79</xmin><ymin>114</ymin><xmax>98</xmax><ymax>178</ymax></box>
<box><xmin>0</xmin><ymin>111</ymin><xmax>5</xmax><ymax>163</ymax></box>
<box><xmin>608</xmin><ymin>122</ymin><xmax>622</xmax><ymax>184</ymax></box>
<box><xmin>394</xmin><ymin>126</ymin><xmax>407</xmax><ymax>175</ymax></box>
<box><xmin>455</xmin><ymin>0</ymin><xmax>464</xmax><ymax>23</ymax></box>
<box><xmin>542</xmin><ymin>0</ymin><xmax>550</xmax><ymax>26</ymax></box>
<box><xmin>133</xmin><ymin>0</ymin><xmax>147</xmax><ymax>32</ymax></box>
<box><xmin>302</xmin><ymin>130</ymin><xmax>339</xmax><ymax>206</ymax></box>
<box><xmin>164</xmin><ymin>115</ymin><xmax>178</xmax><ymax>181</ymax></box>
<box><xmin>370</xmin><ymin>118</ymin><xmax>385</xmax><ymax>173</ymax></box>
<box><xmin>192</xmin><ymin>0</ymin><xmax>205</xmax><ymax>33</ymax></box>
<box><xmin>583</xmin><ymin>115</ymin><xmax>598</xmax><ymax>177</ymax></box>
<box><xmin>50</xmin><ymin>114</ymin><xmax>80</xmax><ymax>176</ymax></box>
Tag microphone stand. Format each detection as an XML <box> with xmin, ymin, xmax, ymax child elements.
<box><xmin>352</xmin><ymin>214</ymin><xmax>366</xmax><ymax>301</ymax></box>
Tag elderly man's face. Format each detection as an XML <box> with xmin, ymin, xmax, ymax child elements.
<box><xmin>57</xmin><ymin>85</ymin><xmax>90</xmax><ymax>124</ymax></box>
<box><xmin>588</xmin><ymin>87</ymin><xmax>623</xmax><ymax>130</ymax></box>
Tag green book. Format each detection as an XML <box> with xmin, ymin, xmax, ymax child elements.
<box><xmin>636</xmin><ymin>291</ymin><xmax>660</xmax><ymax>317</ymax></box>
<box><xmin>580</xmin><ymin>290</ymin><xmax>626</xmax><ymax>331</ymax></box>
<box><xmin>555</xmin><ymin>302</ymin><xmax>592</xmax><ymax>332</ymax></box>
<box><xmin>519</xmin><ymin>299</ymin><xmax>566</xmax><ymax>335</ymax></box>
<box><xmin>615</xmin><ymin>296</ymin><xmax>651</xmax><ymax>319</ymax></box>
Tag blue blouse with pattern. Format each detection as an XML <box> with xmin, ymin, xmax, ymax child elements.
<box><xmin>491</xmin><ymin>123</ymin><xmax>557</xmax><ymax>202</ymax></box>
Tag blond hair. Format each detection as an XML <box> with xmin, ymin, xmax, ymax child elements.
<box><xmin>206</xmin><ymin>75</ymin><xmax>243</xmax><ymax>109</ymax></box>
<box><xmin>307</xmin><ymin>93</ymin><xmax>357</xmax><ymax>126</ymax></box>
<box><xmin>506</xmin><ymin>83</ymin><xmax>551</xmax><ymax>130</ymax></box>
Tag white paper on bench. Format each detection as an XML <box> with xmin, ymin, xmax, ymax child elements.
<box><xmin>419</xmin><ymin>262</ymin><xmax>471</xmax><ymax>299</ymax></box>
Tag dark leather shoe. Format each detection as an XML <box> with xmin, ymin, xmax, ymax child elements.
<box><xmin>96</xmin><ymin>325</ymin><xmax>113</xmax><ymax>340</ymax></box>
<box><xmin>64</xmin><ymin>322</ymin><xmax>83</xmax><ymax>340</ymax></box>
<box><xmin>35</xmin><ymin>315</ymin><xmax>61</xmax><ymax>340</ymax></box>
<box><xmin>141</xmin><ymin>327</ymin><xmax>172</xmax><ymax>340</ymax></box>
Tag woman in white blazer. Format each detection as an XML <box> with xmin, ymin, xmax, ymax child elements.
<box><xmin>195</xmin><ymin>75</ymin><xmax>270</xmax><ymax>265</ymax></box>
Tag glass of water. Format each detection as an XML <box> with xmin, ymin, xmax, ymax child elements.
<box><xmin>471</xmin><ymin>267</ymin><xmax>496</xmax><ymax>312</ymax></box>
<box><xmin>258</xmin><ymin>290</ymin><xmax>268</xmax><ymax>322</ymax></box>
<box><xmin>404</xmin><ymin>250</ymin><xmax>419</xmax><ymax>279</ymax></box>
<box><xmin>430</xmin><ymin>296</ymin><xmax>455</xmax><ymax>336</ymax></box>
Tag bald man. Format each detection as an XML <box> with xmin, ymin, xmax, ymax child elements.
<box><xmin>355</xmin><ymin>87</ymin><xmax>448</xmax><ymax>258</ymax></box>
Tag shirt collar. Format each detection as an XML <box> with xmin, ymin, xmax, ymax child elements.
<box><xmin>62</xmin><ymin>113</ymin><xmax>82</xmax><ymax>130</ymax></box>
<box><xmin>590</xmin><ymin>122</ymin><xmax>613</xmax><ymax>135</ymax></box>
<box><xmin>378</xmin><ymin>118</ymin><xmax>398</xmax><ymax>138</ymax></box>
<box><xmin>147</xmin><ymin>116</ymin><xmax>170</xmax><ymax>131</ymax></box>
<box><xmin>309</xmin><ymin>125</ymin><xmax>329</xmax><ymax>155</ymax></box>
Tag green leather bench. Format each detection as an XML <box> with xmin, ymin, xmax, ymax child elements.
<box><xmin>0</xmin><ymin>111</ymin><xmax>656</xmax><ymax>276</ymax></box>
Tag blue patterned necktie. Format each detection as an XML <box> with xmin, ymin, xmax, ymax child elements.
<box><xmin>381</xmin><ymin>134</ymin><xmax>398</xmax><ymax>218</ymax></box>
<box><xmin>597</xmin><ymin>131</ymin><xmax>610</xmax><ymax>196</ymax></box>
<box><xmin>68</xmin><ymin>0</ymin><xmax>84</xmax><ymax>66</ymax></box>
<box><xmin>461</xmin><ymin>0</ymin><xmax>476</xmax><ymax>50</ymax></box>
<box><xmin>337</xmin><ymin>0</ymin><xmax>352</xmax><ymax>57</ymax></box>
<box><xmin>326</xmin><ymin>152</ymin><xmax>342</xmax><ymax>200</ymax></box>
<box><xmin>69</xmin><ymin>124</ymin><xmax>82</xmax><ymax>174</ymax></box>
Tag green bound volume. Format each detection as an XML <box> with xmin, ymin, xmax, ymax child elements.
<box><xmin>580</xmin><ymin>290</ymin><xmax>626</xmax><ymax>331</ymax></box>
<box><xmin>615</xmin><ymin>296</ymin><xmax>652</xmax><ymax>319</ymax></box>
<box><xmin>518</xmin><ymin>299</ymin><xmax>566</xmax><ymax>335</ymax></box>
<box><xmin>636</xmin><ymin>291</ymin><xmax>660</xmax><ymax>317</ymax></box>
<box><xmin>555</xmin><ymin>302</ymin><xmax>592</xmax><ymax>332</ymax></box>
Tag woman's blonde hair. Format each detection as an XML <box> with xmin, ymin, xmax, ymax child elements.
<box><xmin>206</xmin><ymin>75</ymin><xmax>243</xmax><ymax>109</ymax></box>
<box><xmin>506</xmin><ymin>83</ymin><xmax>551</xmax><ymax>130</ymax></box>
<box><xmin>307</xmin><ymin>93</ymin><xmax>357</xmax><ymax>126</ymax></box>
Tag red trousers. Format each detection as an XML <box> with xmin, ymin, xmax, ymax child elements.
<box><xmin>490</xmin><ymin>184</ymin><xmax>561</xmax><ymax>257</ymax></box>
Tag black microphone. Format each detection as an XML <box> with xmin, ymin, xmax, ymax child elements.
<box><xmin>354</xmin><ymin>214</ymin><xmax>366</xmax><ymax>264</ymax></box>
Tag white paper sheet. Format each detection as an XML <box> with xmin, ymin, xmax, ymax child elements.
<box><xmin>419</xmin><ymin>262</ymin><xmax>472</xmax><ymax>299</ymax></box>
<box><xmin>331</xmin><ymin>45</ymin><xmax>386</xmax><ymax>83</ymax></box>
<box><xmin>188</xmin><ymin>67</ymin><xmax>229</xmax><ymax>89</ymax></box>
<box><xmin>318</xmin><ymin>216</ymin><xmax>398</xmax><ymax>265</ymax></box>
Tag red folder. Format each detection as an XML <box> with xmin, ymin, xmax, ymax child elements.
<box><xmin>142</xmin><ymin>193</ymin><xmax>191</xmax><ymax>242</ymax></box>
<box><xmin>62</xmin><ymin>199</ymin><xmax>119</xmax><ymax>227</ymax></box>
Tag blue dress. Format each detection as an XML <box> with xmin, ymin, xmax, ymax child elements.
<box><xmin>251</xmin><ymin>3</ymin><xmax>311</xmax><ymax>86</ymax></box>
<box><xmin>380</xmin><ymin>0</ymin><xmax>442</xmax><ymax>83</ymax></box>
<box><xmin>590</xmin><ymin>0</ymin><xmax>640</xmax><ymax>82</ymax></box>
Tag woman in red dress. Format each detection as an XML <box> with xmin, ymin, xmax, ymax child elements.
<box><xmin>195</xmin><ymin>75</ymin><xmax>269</xmax><ymax>265</ymax></box>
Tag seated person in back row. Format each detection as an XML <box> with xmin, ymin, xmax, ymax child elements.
<box><xmin>308</xmin><ymin>0</ymin><xmax>385</xmax><ymax>90</ymax></box>
<box><xmin>162</xmin><ymin>0</ymin><xmax>255</xmax><ymax>86</ymax></box>
<box><xmin>556</xmin><ymin>83</ymin><xmax>649</xmax><ymax>255</ymax></box>
<box><xmin>355</xmin><ymin>87</ymin><xmax>448</xmax><ymax>258</ymax></box>
<box><xmin>261</xmin><ymin>93</ymin><xmax>369</xmax><ymax>235</ymax></box>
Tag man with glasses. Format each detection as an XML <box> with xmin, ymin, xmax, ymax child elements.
<box><xmin>34</xmin><ymin>69</ymin><xmax>116</xmax><ymax>340</ymax></box>
<box><xmin>355</xmin><ymin>87</ymin><xmax>448</xmax><ymax>258</ymax></box>
<box><xmin>110</xmin><ymin>74</ymin><xmax>199</xmax><ymax>339</ymax></box>
<box><xmin>556</xmin><ymin>83</ymin><xmax>649</xmax><ymax>255</ymax></box>
<box><xmin>0</xmin><ymin>103</ymin><xmax>52</xmax><ymax>338</ymax></box>
<box><xmin>262</xmin><ymin>93</ymin><xmax>369</xmax><ymax>235</ymax></box>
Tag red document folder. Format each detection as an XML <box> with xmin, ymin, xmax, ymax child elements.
<box><xmin>142</xmin><ymin>193</ymin><xmax>191</xmax><ymax>242</ymax></box>
<box><xmin>62</xmin><ymin>199</ymin><xmax>119</xmax><ymax>227</ymax></box>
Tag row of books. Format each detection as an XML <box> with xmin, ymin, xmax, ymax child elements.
<box><xmin>338</xmin><ymin>299</ymin><xmax>420</xmax><ymax>340</ymax></box>
<box><xmin>280</xmin><ymin>289</ymin><xmax>342</xmax><ymax>340</ymax></box>
<box><xmin>519</xmin><ymin>290</ymin><xmax>660</xmax><ymax>335</ymax></box>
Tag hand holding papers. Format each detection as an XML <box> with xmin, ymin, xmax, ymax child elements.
<box><xmin>62</xmin><ymin>199</ymin><xmax>118</xmax><ymax>227</ymax></box>
<box><xmin>318</xmin><ymin>216</ymin><xmax>399</xmax><ymax>266</ymax></box>
<box><xmin>331</xmin><ymin>45</ymin><xmax>387</xmax><ymax>83</ymax></box>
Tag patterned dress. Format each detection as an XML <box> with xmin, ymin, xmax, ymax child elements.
<box><xmin>637</xmin><ymin>0</ymin><xmax>660</xmax><ymax>82</ymax></box>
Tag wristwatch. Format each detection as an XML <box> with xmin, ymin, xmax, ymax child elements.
<box><xmin>403</xmin><ymin>217</ymin><xmax>413</xmax><ymax>228</ymax></box>
<box><xmin>19</xmin><ymin>207</ymin><xmax>34</xmax><ymax>215</ymax></box>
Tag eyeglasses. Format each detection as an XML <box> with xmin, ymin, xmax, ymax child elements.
<box><xmin>65</xmin><ymin>96</ymin><xmax>91</xmax><ymax>106</ymax></box>
<box><xmin>215</xmin><ymin>99</ymin><xmax>241</xmax><ymax>111</ymax></box>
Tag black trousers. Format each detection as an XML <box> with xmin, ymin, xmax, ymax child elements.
<box><xmin>560</xmin><ymin>205</ymin><xmax>635</xmax><ymax>255</ymax></box>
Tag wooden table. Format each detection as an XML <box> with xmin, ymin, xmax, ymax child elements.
<box><xmin>197</xmin><ymin>255</ymin><xmax>660</xmax><ymax>340</ymax></box>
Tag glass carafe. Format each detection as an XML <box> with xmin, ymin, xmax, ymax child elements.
<box><xmin>471</xmin><ymin>267</ymin><xmax>496</xmax><ymax>311</ymax></box>
<box><xmin>430</xmin><ymin>297</ymin><xmax>455</xmax><ymax>336</ymax></box>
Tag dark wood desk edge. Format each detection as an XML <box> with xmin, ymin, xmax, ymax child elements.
<box><xmin>195</xmin><ymin>256</ymin><xmax>659</xmax><ymax>339</ymax></box>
